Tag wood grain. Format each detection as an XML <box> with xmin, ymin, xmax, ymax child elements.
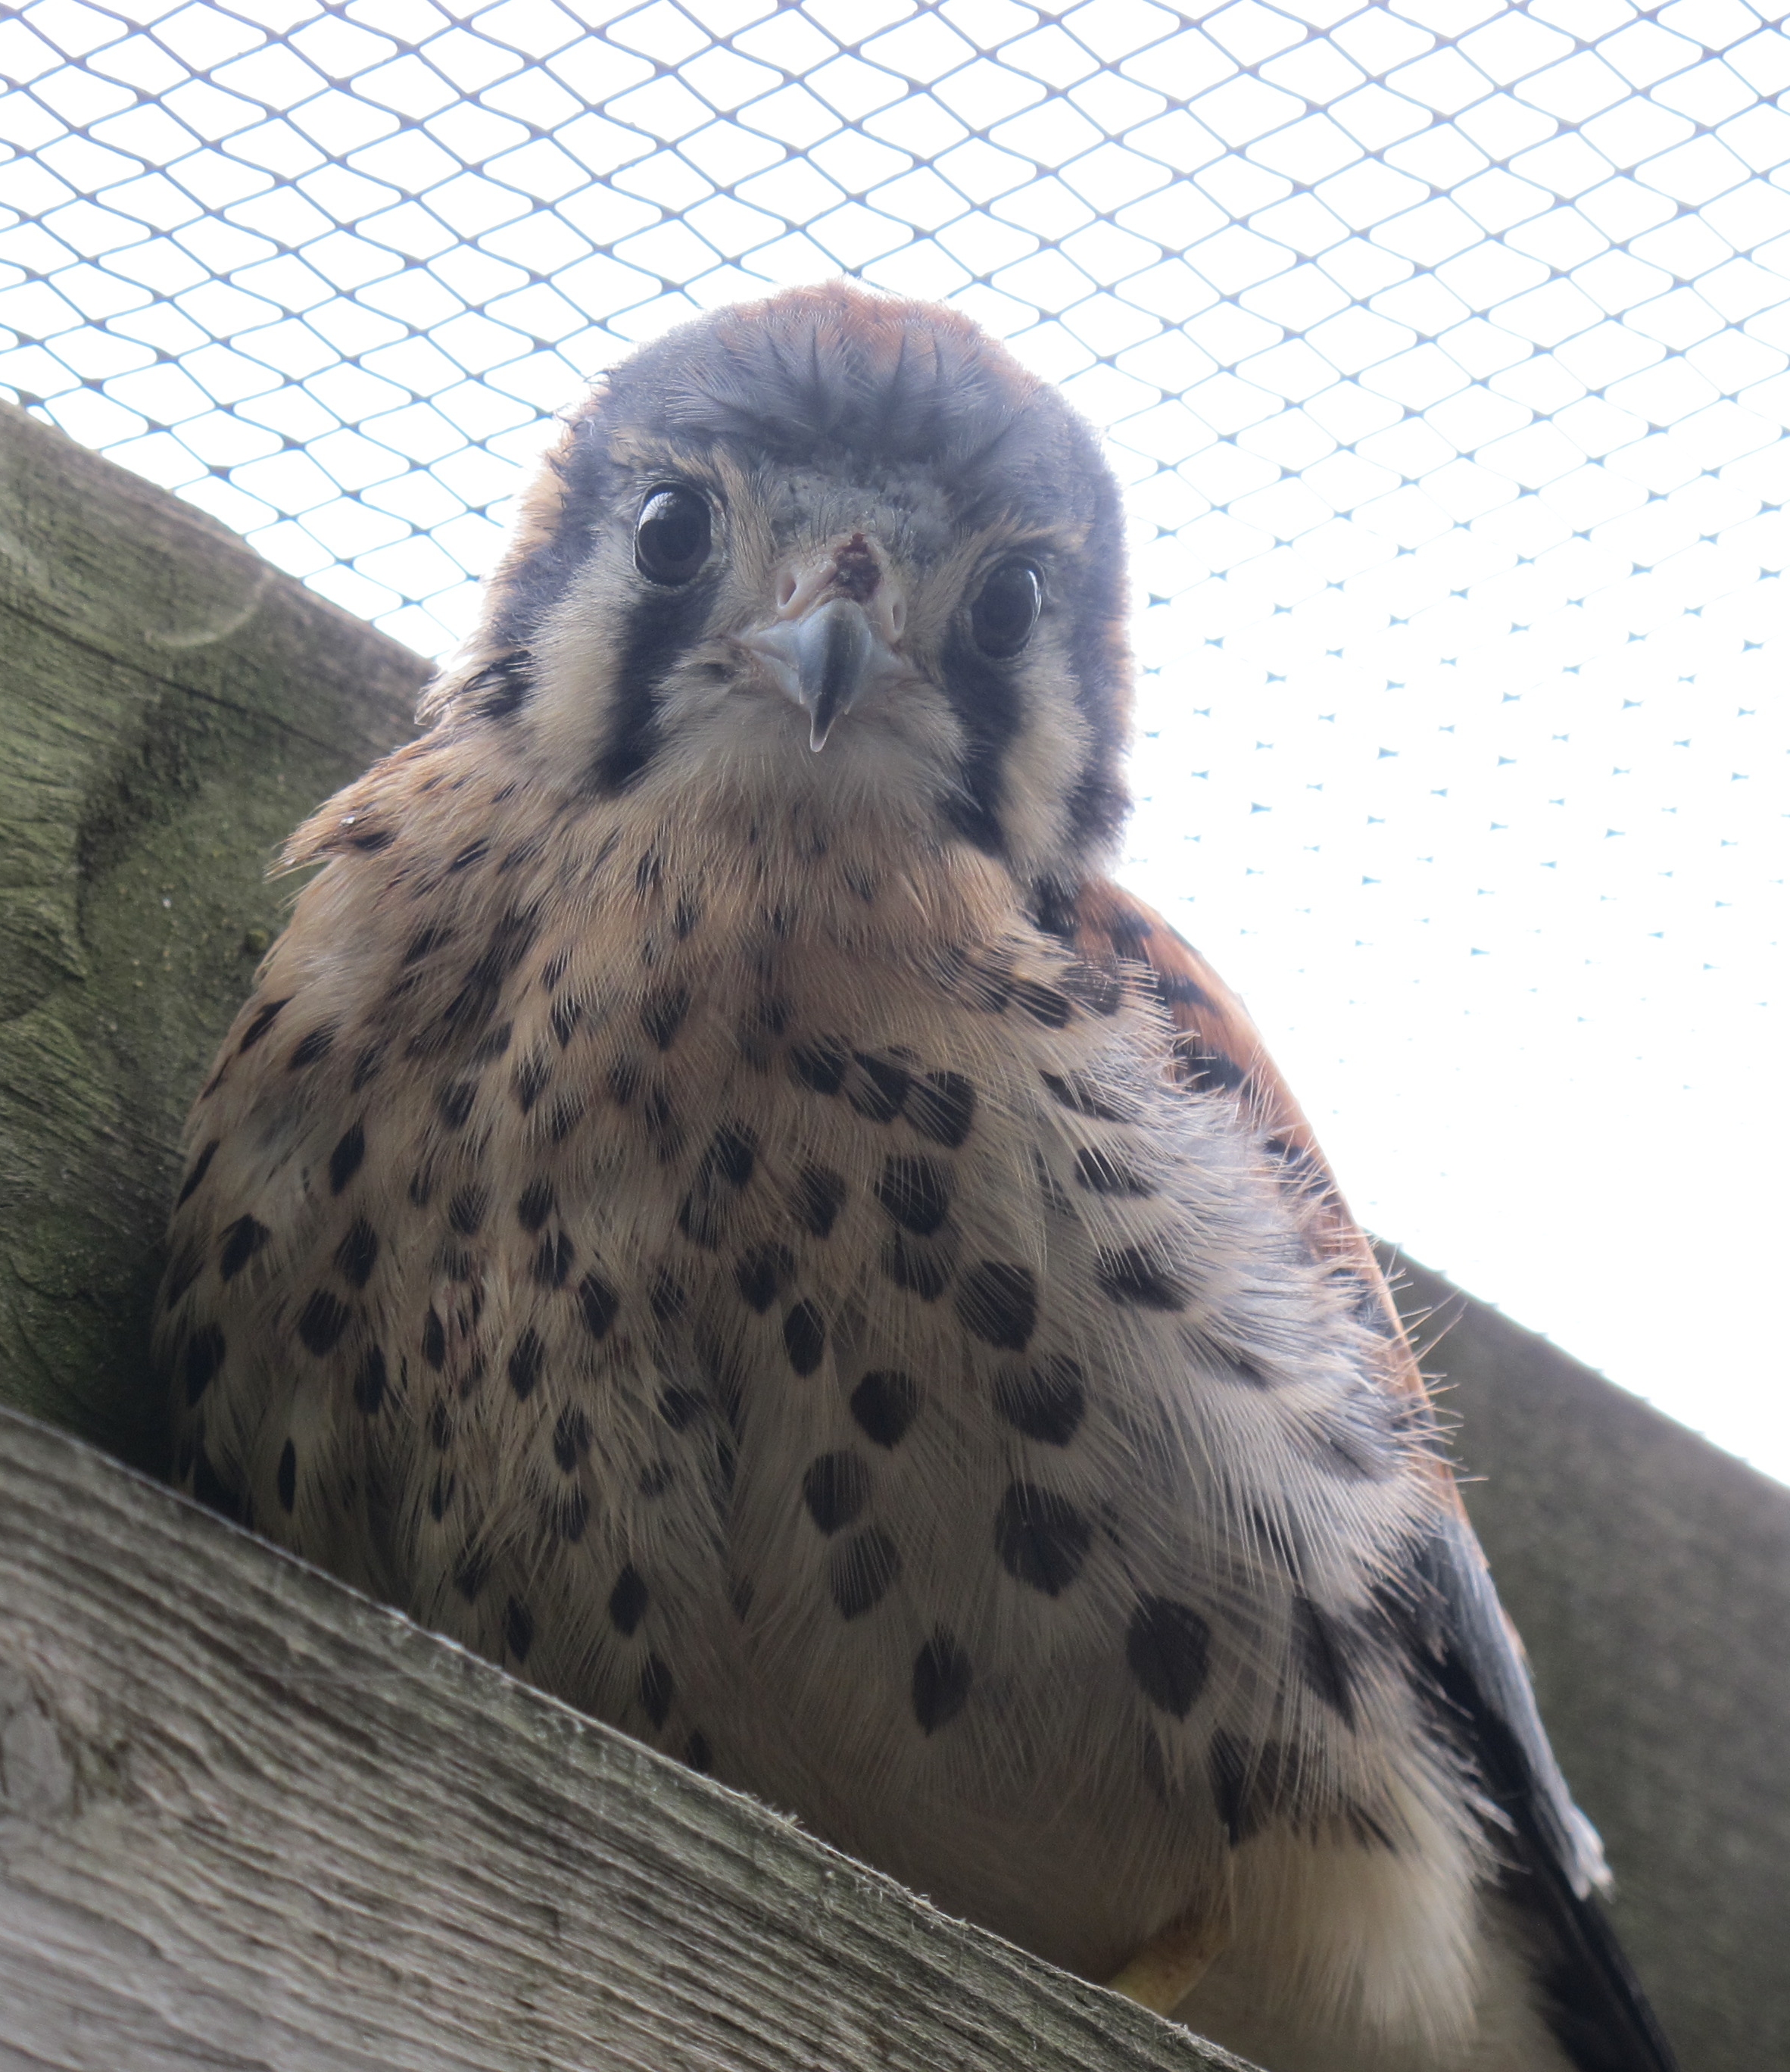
<box><xmin>0</xmin><ymin>1405</ymin><xmax>1252</xmax><ymax>2072</ymax></box>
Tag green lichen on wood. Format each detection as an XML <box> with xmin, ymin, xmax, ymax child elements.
<box><xmin>0</xmin><ymin>401</ymin><xmax>426</xmax><ymax>1470</ymax></box>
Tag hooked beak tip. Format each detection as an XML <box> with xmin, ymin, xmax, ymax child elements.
<box><xmin>747</xmin><ymin>593</ymin><xmax>894</xmax><ymax>753</ymax></box>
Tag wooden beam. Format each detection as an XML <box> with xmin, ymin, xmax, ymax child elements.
<box><xmin>0</xmin><ymin>1405</ymin><xmax>1252</xmax><ymax>2071</ymax></box>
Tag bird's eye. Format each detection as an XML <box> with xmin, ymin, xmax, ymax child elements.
<box><xmin>970</xmin><ymin>560</ymin><xmax>1042</xmax><ymax>659</ymax></box>
<box><xmin>634</xmin><ymin>485</ymin><xmax>712</xmax><ymax>585</ymax></box>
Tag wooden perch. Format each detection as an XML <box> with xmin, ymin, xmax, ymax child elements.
<box><xmin>0</xmin><ymin>1405</ymin><xmax>1252</xmax><ymax>2071</ymax></box>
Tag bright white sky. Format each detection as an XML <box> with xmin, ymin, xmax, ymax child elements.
<box><xmin>2</xmin><ymin>0</ymin><xmax>1785</xmax><ymax>1478</ymax></box>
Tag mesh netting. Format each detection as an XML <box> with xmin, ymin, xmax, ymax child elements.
<box><xmin>4</xmin><ymin>0</ymin><xmax>1786</xmax><ymax>653</ymax></box>
<box><xmin>2</xmin><ymin>0</ymin><xmax>1787</xmax><ymax>1470</ymax></box>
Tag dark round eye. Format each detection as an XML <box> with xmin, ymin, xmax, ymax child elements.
<box><xmin>970</xmin><ymin>560</ymin><xmax>1042</xmax><ymax>658</ymax></box>
<box><xmin>634</xmin><ymin>485</ymin><xmax>712</xmax><ymax>585</ymax></box>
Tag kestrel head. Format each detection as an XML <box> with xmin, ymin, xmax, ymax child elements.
<box><xmin>430</xmin><ymin>282</ymin><xmax>1134</xmax><ymax>899</ymax></box>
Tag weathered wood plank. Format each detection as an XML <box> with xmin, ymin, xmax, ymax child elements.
<box><xmin>0</xmin><ymin>398</ymin><xmax>425</xmax><ymax>1473</ymax></box>
<box><xmin>0</xmin><ymin>1405</ymin><xmax>1252</xmax><ymax>2072</ymax></box>
<box><xmin>1389</xmin><ymin>1254</ymin><xmax>1790</xmax><ymax>2072</ymax></box>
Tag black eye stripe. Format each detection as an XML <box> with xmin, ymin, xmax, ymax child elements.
<box><xmin>591</xmin><ymin>572</ymin><xmax>721</xmax><ymax>794</ymax></box>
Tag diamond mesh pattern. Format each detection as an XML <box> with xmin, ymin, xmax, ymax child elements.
<box><xmin>1</xmin><ymin>0</ymin><xmax>1786</xmax><ymax>1475</ymax></box>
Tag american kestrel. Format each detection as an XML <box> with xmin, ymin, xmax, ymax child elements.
<box><xmin>157</xmin><ymin>283</ymin><xmax>1676</xmax><ymax>2072</ymax></box>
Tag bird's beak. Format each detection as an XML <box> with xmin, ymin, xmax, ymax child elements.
<box><xmin>741</xmin><ymin>539</ymin><xmax>907</xmax><ymax>751</ymax></box>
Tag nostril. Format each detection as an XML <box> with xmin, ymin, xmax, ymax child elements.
<box><xmin>889</xmin><ymin>594</ymin><xmax>906</xmax><ymax>639</ymax></box>
<box><xmin>777</xmin><ymin>571</ymin><xmax>797</xmax><ymax>610</ymax></box>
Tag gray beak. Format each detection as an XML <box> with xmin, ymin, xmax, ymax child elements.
<box><xmin>743</xmin><ymin>595</ymin><xmax>903</xmax><ymax>752</ymax></box>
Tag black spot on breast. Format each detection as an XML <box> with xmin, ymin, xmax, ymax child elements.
<box><xmin>956</xmin><ymin>1262</ymin><xmax>1037</xmax><ymax>1350</ymax></box>
<box><xmin>438</xmin><ymin>1080</ymin><xmax>478</xmax><ymax>1129</ymax></box>
<box><xmin>1126</xmin><ymin>1597</ymin><xmax>1212</xmax><ymax>1718</ymax></box>
<box><xmin>851</xmin><ymin>1370</ymin><xmax>918</xmax><ymax>1448</ymax></box>
<box><xmin>349</xmin><ymin>823</ymin><xmax>394</xmax><ymax>852</ymax></box>
<box><xmin>912</xmin><ymin>1628</ymin><xmax>972</xmax><ymax>1733</ymax></box>
<box><xmin>1074</xmin><ymin>1147</ymin><xmax>1153</xmax><ymax>1197</ymax></box>
<box><xmin>449</xmin><ymin>838</ymin><xmax>488</xmax><ymax>875</ymax></box>
<box><xmin>533</xmin><ymin>1231</ymin><xmax>575</xmax><ymax>1288</ymax></box>
<box><xmin>351</xmin><ymin>1043</ymin><xmax>385</xmax><ymax>1091</ymax></box>
<box><xmin>829</xmin><ymin>1529</ymin><xmax>900</xmax><ymax>1618</ymax></box>
<box><xmin>511</xmin><ymin>1054</ymin><xmax>549</xmax><ymax>1113</ymax></box>
<box><xmin>550</xmin><ymin>995</ymin><xmax>582</xmax><ymax>1047</ymax></box>
<box><xmin>276</xmin><ymin>1438</ymin><xmax>296</xmax><ymax>1512</ymax></box>
<box><xmin>1014</xmin><ymin>978</ymin><xmax>1073</xmax><ymax>1028</ymax></box>
<box><xmin>297</xmin><ymin>1290</ymin><xmax>350</xmax><ymax>1356</ymax></box>
<box><xmin>329</xmin><ymin>1124</ymin><xmax>366</xmax><ymax>1193</ymax></box>
<box><xmin>803</xmin><ymin>1451</ymin><xmax>868</xmax><ymax>1534</ymax></box>
<box><xmin>576</xmin><ymin>1271</ymin><xmax>619</xmax><ymax>1340</ymax></box>
<box><xmin>176</xmin><ymin>1140</ymin><xmax>219</xmax><ymax>1208</ymax></box>
<box><xmin>541</xmin><ymin>948</ymin><xmax>571</xmax><ymax>992</ymax></box>
<box><xmin>470</xmin><ymin>1020</ymin><xmax>513</xmax><ymax>1065</ymax></box>
<box><xmin>508</xmin><ymin>1328</ymin><xmax>544</xmax><ymax>1400</ymax></box>
<box><xmin>454</xmin><ymin>1546</ymin><xmax>491</xmax><ymax>1601</ymax></box>
<box><xmin>1095</xmin><ymin>1244</ymin><xmax>1189</xmax><ymax>1311</ymax></box>
<box><xmin>448</xmin><ymin>1186</ymin><xmax>488</xmax><ymax>1237</ymax></box>
<box><xmin>639</xmin><ymin>1655</ymin><xmax>674</xmax><ymax>1728</ymax></box>
<box><xmin>791</xmin><ymin>1164</ymin><xmax>846</xmax><ymax>1238</ymax></box>
<box><xmin>847</xmin><ymin>1051</ymin><xmax>909</xmax><ymax>1122</ymax></box>
<box><xmin>556</xmin><ymin>1487</ymin><xmax>589</xmax><ymax>1541</ymax></box>
<box><xmin>182</xmin><ymin>1324</ymin><xmax>225</xmax><ymax>1406</ymax></box>
<box><xmin>791</xmin><ymin>1038</ymin><xmax>849</xmax><ymax>1095</ymax></box>
<box><xmin>881</xmin><ymin>1233</ymin><xmax>951</xmax><ymax>1300</ymax></box>
<box><xmin>429</xmin><ymin>1400</ymin><xmax>453</xmax><ymax>1451</ymax></box>
<box><xmin>238</xmin><ymin>997</ymin><xmax>290</xmax><ymax>1053</ymax></box>
<box><xmin>609</xmin><ymin>1566</ymin><xmax>650</xmax><ymax>1632</ymax></box>
<box><xmin>288</xmin><ymin>1025</ymin><xmax>335</xmax><ymax>1070</ymax></box>
<box><xmin>1183</xmin><ymin>1045</ymin><xmax>1248</xmax><ymax>1095</ymax></box>
<box><xmin>673</xmin><ymin>894</ymin><xmax>701</xmax><ymax>938</ymax></box>
<box><xmin>734</xmin><ymin>1244</ymin><xmax>791</xmax><ymax>1313</ymax></box>
<box><xmin>429</xmin><ymin>1469</ymin><xmax>454</xmax><ymax>1521</ymax></box>
<box><xmin>684</xmin><ymin>1730</ymin><xmax>713</xmax><ymax>1773</ymax></box>
<box><xmin>641</xmin><ymin>985</ymin><xmax>690</xmax><ymax>1050</ymax></box>
<box><xmin>219</xmin><ymin>1215</ymin><xmax>270</xmax><ymax>1282</ymax></box>
<box><xmin>1293</xmin><ymin>1596</ymin><xmax>1358</xmax><ymax>1727</ymax></box>
<box><xmin>995</xmin><ymin>1482</ymin><xmax>1090</xmax><ymax>1596</ymax></box>
<box><xmin>353</xmin><ymin>1344</ymin><xmax>387</xmax><ymax>1415</ymax></box>
<box><xmin>1155</xmin><ymin>969</ymin><xmax>1218</xmax><ymax>1013</ymax></box>
<box><xmin>608</xmin><ymin>1057</ymin><xmax>640</xmax><ymax>1106</ymax></box>
<box><xmin>639</xmin><ymin>1457</ymin><xmax>672</xmax><ymax>1498</ymax></box>
<box><xmin>553</xmin><ymin>1406</ymin><xmax>591</xmax><ymax>1472</ymax></box>
<box><xmin>1208</xmin><ymin>1732</ymin><xmax>1299</xmax><ymax>1846</ymax></box>
<box><xmin>993</xmin><ymin>1356</ymin><xmax>1085</xmax><ymax>1444</ymax></box>
<box><xmin>335</xmin><ymin>1219</ymin><xmax>379</xmax><ymax>1290</ymax></box>
<box><xmin>658</xmin><ymin>1385</ymin><xmax>703</xmax><ymax>1430</ymax></box>
<box><xmin>504</xmin><ymin>1597</ymin><xmax>534</xmax><ymax>1661</ymax></box>
<box><xmin>517</xmin><ymin>1178</ymin><xmax>555</xmax><ymax>1231</ymax></box>
<box><xmin>635</xmin><ymin>848</ymin><xmax>662</xmax><ymax>896</ymax></box>
<box><xmin>706</xmin><ymin>1125</ymin><xmax>756</xmax><ymax>1188</ymax></box>
<box><xmin>784</xmin><ymin>1300</ymin><xmax>826</xmax><ymax>1376</ymax></box>
<box><xmin>423</xmin><ymin>1309</ymin><xmax>446</xmax><ymax>1370</ymax></box>
<box><xmin>1040</xmin><ymin>1071</ymin><xmax>1138</xmax><ymax>1122</ymax></box>
<box><xmin>547</xmin><ymin>1094</ymin><xmax>585</xmax><ymax>1144</ymax></box>
<box><xmin>875</xmin><ymin>1155</ymin><xmax>952</xmax><ymax>1236</ymax></box>
<box><xmin>403</xmin><ymin>925</ymin><xmax>451</xmax><ymax>967</ymax></box>
<box><xmin>908</xmin><ymin>1070</ymin><xmax>976</xmax><ymax>1147</ymax></box>
<box><xmin>635</xmin><ymin>1086</ymin><xmax>675</xmax><ymax>1158</ymax></box>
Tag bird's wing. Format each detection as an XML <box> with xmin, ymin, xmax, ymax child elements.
<box><xmin>1068</xmin><ymin>878</ymin><xmax>1679</xmax><ymax>2072</ymax></box>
